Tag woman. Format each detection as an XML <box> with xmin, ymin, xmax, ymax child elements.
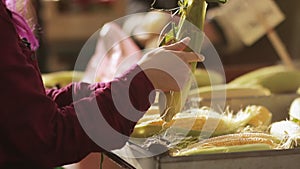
<box><xmin>0</xmin><ymin>0</ymin><xmax>203</xmax><ymax>168</ymax></box>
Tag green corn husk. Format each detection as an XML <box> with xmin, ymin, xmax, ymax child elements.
<box><xmin>159</xmin><ymin>0</ymin><xmax>227</xmax><ymax>122</ymax></box>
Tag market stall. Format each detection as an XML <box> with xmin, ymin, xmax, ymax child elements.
<box><xmin>40</xmin><ymin>0</ymin><xmax>300</xmax><ymax>168</ymax></box>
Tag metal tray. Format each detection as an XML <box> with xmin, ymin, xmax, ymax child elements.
<box><xmin>112</xmin><ymin>93</ymin><xmax>300</xmax><ymax>169</ymax></box>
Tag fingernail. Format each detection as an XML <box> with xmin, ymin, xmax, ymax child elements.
<box><xmin>180</xmin><ymin>37</ymin><xmax>191</xmax><ymax>45</ymax></box>
<box><xmin>197</xmin><ymin>54</ymin><xmax>205</xmax><ymax>61</ymax></box>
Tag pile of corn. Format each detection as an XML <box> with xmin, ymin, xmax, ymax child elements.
<box><xmin>131</xmin><ymin>0</ymin><xmax>300</xmax><ymax>157</ymax></box>
<box><xmin>131</xmin><ymin>102</ymin><xmax>300</xmax><ymax>156</ymax></box>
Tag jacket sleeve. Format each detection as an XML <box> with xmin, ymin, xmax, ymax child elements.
<box><xmin>45</xmin><ymin>82</ymin><xmax>103</xmax><ymax>108</ymax></box>
<box><xmin>0</xmin><ymin>2</ymin><xmax>154</xmax><ymax>168</ymax></box>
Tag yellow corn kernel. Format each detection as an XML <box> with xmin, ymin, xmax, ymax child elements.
<box><xmin>172</xmin><ymin>143</ymin><xmax>273</xmax><ymax>156</ymax></box>
<box><xmin>188</xmin><ymin>132</ymin><xmax>279</xmax><ymax>149</ymax></box>
<box><xmin>245</xmin><ymin>105</ymin><xmax>272</xmax><ymax>127</ymax></box>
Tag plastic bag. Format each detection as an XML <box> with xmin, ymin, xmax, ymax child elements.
<box><xmin>83</xmin><ymin>22</ymin><xmax>142</xmax><ymax>83</ymax></box>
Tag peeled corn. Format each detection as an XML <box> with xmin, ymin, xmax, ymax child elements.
<box><xmin>172</xmin><ymin>132</ymin><xmax>279</xmax><ymax>156</ymax></box>
<box><xmin>171</xmin><ymin>143</ymin><xmax>273</xmax><ymax>156</ymax></box>
<box><xmin>192</xmin><ymin>132</ymin><xmax>278</xmax><ymax>148</ymax></box>
<box><xmin>241</xmin><ymin>105</ymin><xmax>272</xmax><ymax>127</ymax></box>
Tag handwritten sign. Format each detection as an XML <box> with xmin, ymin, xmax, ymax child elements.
<box><xmin>220</xmin><ymin>0</ymin><xmax>285</xmax><ymax>46</ymax></box>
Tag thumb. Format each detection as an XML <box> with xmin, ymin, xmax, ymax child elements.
<box><xmin>163</xmin><ymin>37</ymin><xmax>191</xmax><ymax>51</ymax></box>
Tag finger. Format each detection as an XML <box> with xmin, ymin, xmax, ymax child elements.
<box><xmin>163</xmin><ymin>37</ymin><xmax>191</xmax><ymax>51</ymax></box>
<box><xmin>173</xmin><ymin>51</ymin><xmax>205</xmax><ymax>63</ymax></box>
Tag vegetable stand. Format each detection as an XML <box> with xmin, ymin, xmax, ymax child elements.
<box><xmin>72</xmin><ymin>0</ymin><xmax>300</xmax><ymax>167</ymax></box>
<box><xmin>111</xmin><ymin>93</ymin><xmax>300</xmax><ymax>169</ymax></box>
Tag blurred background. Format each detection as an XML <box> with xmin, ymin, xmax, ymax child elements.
<box><xmin>37</xmin><ymin>0</ymin><xmax>127</xmax><ymax>73</ymax></box>
<box><xmin>37</xmin><ymin>0</ymin><xmax>299</xmax><ymax>81</ymax></box>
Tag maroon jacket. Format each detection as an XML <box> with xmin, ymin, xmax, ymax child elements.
<box><xmin>0</xmin><ymin>2</ymin><xmax>154</xmax><ymax>168</ymax></box>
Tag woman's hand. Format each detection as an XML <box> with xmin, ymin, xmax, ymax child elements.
<box><xmin>138</xmin><ymin>37</ymin><xmax>205</xmax><ymax>92</ymax></box>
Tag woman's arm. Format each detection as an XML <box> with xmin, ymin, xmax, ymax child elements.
<box><xmin>0</xmin><ymin>2</ymin><xmax>154</xmax><ymax>167</ymax></box>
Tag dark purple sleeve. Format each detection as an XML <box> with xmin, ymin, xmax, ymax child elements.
<box><xmin>45</xmin><ymin>82</ymin><xmax>103</xmax><ymax>108</ymax></box>
<box><xmin>0</xmin><ymin>2</ymin><xmax>155</xmax><ymax>168</ymax></box>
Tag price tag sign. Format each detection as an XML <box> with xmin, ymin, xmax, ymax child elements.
<box><xmin>220</xmin><ymin>0</ymin><xmax>285</xmax><ymax>46</ymax></box>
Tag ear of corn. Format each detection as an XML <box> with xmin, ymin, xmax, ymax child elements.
<box><xmin>158</xmin><ymin>0</ymin><xmax>227</xmax><ymax>122</ymax></box>
<box><xmin>191</xmin><ymin>132</ymin><xmax>279</xmax><ymax>148</ymax></box>
<box><xmin>228</xmin><ymin>64</ymin><xmax>300</xmax><ymax>94</ymax></box>
<box><xmin>131</xmin><ymin>105</ymin><xmax>269</xmax><ymax>138</ymax></box>
<box><xmin>228</xmin><ymin>65</ymin><xmax>287</xmax><ymax>86</ymax></box>
<box><xmin>189</xmin><ymin>85</ymin><xmax>271</xmax><ymax>99</ymax></box>
<box><xmin>171</xmin><ymin>132</ymin><xmax>279</xmax><ymax>156</ymax></box>
<box><xmin>171</xmin><ymin>143</ymin><xmax>273</xmax><ymax>156</ymax></box>
<box><xmin>130</xmin><ymin>125</ymin><xmax>164</xmax><ymax>138</ymax></box>
<box><xmin>243</xmin><ymin>105</ymin><xmax>272</xmax><ymax>127</ymax></box>
<box><xmin>257</xmin><ymin>71</ymin><xmax>300</xmax><ymax>94</ymax></box>
<box><xmin>193</xmin><ymin>68</ymin><xmax>224</xmax><ymax>87</ymax></box>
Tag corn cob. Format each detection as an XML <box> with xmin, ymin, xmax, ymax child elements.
<box><xmin>159</xmin><ymin>0</ymin><xmax>227</xmax><ymax>122</ymax></box>
<box><xmin>258</xmin><ymin>70</ymin><xmax>300</xmax><ymax>93</ymax></box>
<box><xmin>243</xmin><ymin>105</ymin><xmax>272</xmax><ymax>127</ymax></box>
<box><xmin>193</xmin><ymin>68</ymin><xmax>224</xmax><ymax>87</ymax></box>
<box><xmin>189</xmin><ymin>85</ymin><xmax>271</xmax><ymax>99</ymax></box>
<box><xmin>131</xmin><ymin>105</ymin><xmax>269</xmax><ymax>138</ymax></box>
<box><xmin>228</xmin><ymin>64</ymin><xmax>300</xmax><ymax>94</ymax></box>
<box><xmin>171</xmin><ymin>132</ymin><xmax>279</xmax><ymax>156</ymax></box>
<box><xmin>228</xmin><ymin>65</ymin><xmax>287</xmax><ymax>86</ymax></box>
<box><xmin>131</xmin><ymin>112</ymin><xmax>232</xmax><ymax>138</ymax></box>
<box><xmin>171</xmin><ymin>143</ymin><xmax>273</xmax><ymax>156</ymax></box>
<box><xmin>191</xmin><ymin>132</ymin><xmax>278</xmax><ymax>148</ymax></box>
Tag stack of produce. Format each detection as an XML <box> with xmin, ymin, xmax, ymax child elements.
<box><xmin>131</xmin><ymin>57</ymin><xmax>300</xmax><ymax>156</ymax></box>
<box><xmin>132</xmin><ymin>0</ymin><xmax>300</xmax><ymax>157</ymax></box>
<box><xmin>190</xmin><ymin>64</ymin><xmax>300</xmax><ymax>102</ymax></box>
<box><xmin>131</xmin><ymin>105</ymin><xmax>273</xmax><ymax>139</ymax></box>
<box><xmin>173</xmin><ymin>97</ymin><xmax>300</xmax><ymax>156</ymax></box>
<box><xmin>131</xmin><ymin>98</ymin><xmax>300</xmax><ymax>156</ymax></box>
<box><xmin>42</xmin><ymin>71</ymin><xmax>84</xmax><ymax>88</ymax></box>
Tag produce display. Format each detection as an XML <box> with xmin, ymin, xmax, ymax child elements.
<box><xmin>40</xmin><ymin>0</ymin><xmax>300</xmax><ymax>161</ymax></box>
<box><xmin>41</xmin><ymin>64</ymin><xmax>300</xmax><ymax>158</ymax></box>
<box><xmin>131</xmin><ymin>105</ymin><xmax>273</xmax><ymax>138</ymax></box>
<box><xmin>131</xmin><ymin>97</ymin><xmax>300</xmax><ymax>156</ymax></box>
<box><xmin>130</xmin><ymin>63</ymin><xmax>300</xmax><ymax>157</ymax></box>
